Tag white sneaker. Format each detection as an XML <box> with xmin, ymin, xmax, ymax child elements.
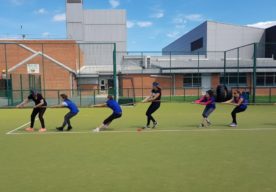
<box><xmin>229</xmin><ymin>123</ymin><xmax>237</xmax><ymax>127</ymax></box>
<box><xmin>93</xmin><ymin>128</ymin><xmax>100</xmax><ymax>132</ymax></box>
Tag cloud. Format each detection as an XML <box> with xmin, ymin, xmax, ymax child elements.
<box><xmin>127</xmin><ymin>21</ymin><xmax>153</xmax><ymax>28</ymax></box>
<box><xmin>137</xmin><ymin>21</ymin><xmax>153</xmax><ymax>28</ymax></box>
<box><xmin>166</xmin><ymin>31</ymin><xmax>181</xmax><ymax>38</ymax></box>
<box><xmin>150</xmin><ymin>10</ymin><xmax>164</xmax><ymax>19</ymax></box>
<box><xmin>247</xmin><ymin>21</ymin><xmax>276</xmax><ymax>29</ymax></box>
<box><xmin>34</xmin><ymin>8</ymin><xmax>47</xmax><ymax>15</ymax></box>
<box><xmin>53</xmin><ymin>13</ymin><xmax>66</xmax><ymax>22</ymax></box>
<box><xmin>184</xmin><ymin>14</ymin><xmax>204</xmax><ymax>22</ymax></box>
<box><xmin>109</xmin><ymin>0</ymin><xmax>120</xmax><ymax>9</ymax></box>
<box><xmin>127</xmin><ymin>21</ymin><xmax>135</xmax><ymax>28</ymax></box>
<box><xmin>42</xmin><ymin>32</ymin><xmax>50</xmax><ymax>37</ymax></box>
<box><xmin>10</xmin><ymin>0</ymin><xmax>24</xmax><ymax>6</ymax></box>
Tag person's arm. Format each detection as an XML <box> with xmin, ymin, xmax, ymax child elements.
<box><xmin>34</xmin><ymin>99</ymin><xmax>44</xmax><ymax>108</ymax></box>
<box><xmin>223</xmin><ymin>98</ymin><xmax>234</xmax><ymax>104</ymax></box>
<box><xmin>194</xmin><ymin>96</ymin><xmax>205</xmax><ymax>104</ymax></box>
<box><xmin>142</xmin><ymin>96</ymin><xmax>151</xmax><ymax>103</ymax></box>
<box><xmin>148</xmin><ymin>93</ymin><xmax>160</xmax><ymax>102</ymax></box>
<box><xmin>234</xmin><ymin>97</ymin><xmax>244</xmax><ymax>106</ymax></box>
<box><xmin>16</xmin><ymin>98</ymin><xmax>29</xmax><ymax>108</ymax></box>
<box><xmin>92</xmin><ymin>103</ymin><xmax>107</xmax><ymax>107</ymax></box>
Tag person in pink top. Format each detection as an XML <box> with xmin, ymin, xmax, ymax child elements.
<box><xmin>194</xmin><ymin>90</ymin><xmax>216</xmax><ymax>128</ymax></box>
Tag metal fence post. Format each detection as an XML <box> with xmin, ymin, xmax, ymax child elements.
<box><xmin>113</xmin><ymin>43</ymin><xmax>117</xmax><ymax>101</ymax></box>
<box><xmin>224</xmin><ymin>51</ymin><xmax>226</xmax><ymax>85</ymax></box>
<box><xmin>252</xmin><ymin>43</ymin><xmax>257</xmax><ymax>103</ymax></box>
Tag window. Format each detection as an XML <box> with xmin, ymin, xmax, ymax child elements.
<box><xmin>220</xmin><ymin>73</ymin><xmax>247</xmax><ymax>86</ymax></box>
<box><xmin>67</xmin><ymin>0</ymin><xmax>82</xmax><ymax>3</ymax></box>
<box><xmin>183</xmin><ymin>74</ymin><xmax>201</xmax><ymax>87</ymax></box>
<box><xmin>191</xmin><ymin>38</ymin><xmax>203</xmax><ymax>52</ymax></box>
<box><xmin>256</xmin><ymin>73</ymin><xmax>276</xmax><ymax>86</ymax></box>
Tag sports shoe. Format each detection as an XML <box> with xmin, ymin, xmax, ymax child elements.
<box><xmin>152</xmin><ymin>122</ymin><xmax>158</xmax><ymax>128</ymax></box>
<box><xmin>229</xmin><ymin>123</ymin><xmax>237</xmax><ymax>127</ymax></box>
<box><xmin>93</xmin><ymin>128</ymin><xmax>100</xmax><ymax>132</ymax></box>
<box><xmin>56</xmin><ymin>127</ymin><xmax>63</xmax><ymax>131</ymax></box>
<box><xmin>207</xmin><ymin>121</ymin><xmax>212</xmax><ymax>126</ymax></box>
<box><xmin>25</xmin><ymin>127</ymin><xmax>34</xmax><ymax>132</ymax></box>
<box><xmin>142</xmin><ymin>125</ymin><xmax>150</xmax><ymax>129</ymax></box>
<box><xmin>67</xmin><ymin>126</ymin><xmax>72</xmax><ymax>131</ymax></box>
<box><xmin>39</xmin><ymin>128</ymin><xmax>47</xmax><ymax>132</ymax></box>
<box><xmin>198</xmin><ymin>123</ymin><xmax>205</xmax><ymax>128</ymax></box>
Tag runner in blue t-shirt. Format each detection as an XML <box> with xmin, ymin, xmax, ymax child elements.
<box><xmin>54</xmin><ymin>94</ymin><xmax>79</xmax><ymax>131</ymax></box>
<box><xmin>93</xmin><ymin>95</ymin><xmax>122</xmax><ymax>132</ymax></box>
<box><xmin>223</xmin><ymin>90</ymin><xmax>248</xmax><ymax>127</ymax></box>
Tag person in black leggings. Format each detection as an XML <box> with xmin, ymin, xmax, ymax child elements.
<box><xmin>223</xmin><ymin>90</ymin><xmax>248</xmax><ymax>127</ymax></box>
<box><xmin>143</xmin><ymin>82</ymin><xmax>162</xmax><ymax>129</ymax></box>
<box><xmin>17</xmin><ymin>90</ymin><xmax>47</xmax><ymax>132</ymax></box>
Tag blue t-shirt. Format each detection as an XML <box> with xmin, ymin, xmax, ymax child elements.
<box><xmin>234</xmin><ymin>96</ymin><xmax>248</xmax><ymax>109</ymax></box>
<box><xmin>106</xmin><ymin>99</ymin><xmax>122</xmax><ymax>114</ymax></box>
<box><xmin>63</xmin><ymin>99</ymin><xmax>79</xmax><ymax>114</ymax></box>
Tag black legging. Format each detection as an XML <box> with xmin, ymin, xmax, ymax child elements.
<box><xmin>146</xmin><ymin>103</ymin><xmax>160</xmax><ymax>126</ymax></box>
<box><xmin>103</xmin><ymin>113</ymin><xmax>122</xmax><ymax>125</ymax></box>
<box><xmin>30</xmin><ymin>108</ymin><xmax>46</xmax><ymax>128</ymax></box>
<box><xmin>231</xmin><ymin>106</ymin><xmax>246</xmax><ymax>124</ymax></box>
<box><xmin>62</xmin><ymin>112</ymin><xmax>78</xmax><ymax>128</ymax></box>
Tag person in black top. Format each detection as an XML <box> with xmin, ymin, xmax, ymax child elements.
<box><xmin>142</xmin><ymin>82</ymin><xmax>161</xmax><ymax>129</ymax></box>
<box><xmin>17</xmin><ymin>90</ymin><xmax>47</xmax><ymax>132</ymax></box>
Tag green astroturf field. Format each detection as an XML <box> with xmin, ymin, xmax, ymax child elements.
<box><xmin>1</xmin><ymin>103</ymin><xmax>276</xmax><ymax>192</ymax></box>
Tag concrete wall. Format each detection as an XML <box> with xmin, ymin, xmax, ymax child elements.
<box><xmin>66</xmin><ymin>1</ymin><xmax>127</xmax><ymax>72</ymax></box>
<box><xmin>162</xmin><ymin>22</ymin><xmax>207</xmax><ymax>55</ymax></box>
<box><xmin>162</xmin><ymin>21</ymin><xmax>266</xmax><ymax>58</ymax></box>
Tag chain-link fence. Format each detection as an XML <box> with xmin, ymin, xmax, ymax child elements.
<box><xmin>1</xmin><ymin>42</ymin><xmax>276</xmax><ymax>107</ymax></box>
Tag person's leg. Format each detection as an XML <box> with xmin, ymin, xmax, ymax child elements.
<box><xmin>57</xmin><ymin>112</ymin><xmax>76</xmax><ymax>131</ymax></box>
<box><xmin>146</xmin><ymin>103</ymin><xmax>160</xmax><ymax>127</ymax></box>
<box><xmin>30</xmin><ymin>109</ymin><xmax>39</xmax><ymax>128</ymax></box>
<box><xmin>231</xmin><ymin>107</ymin><xmax>246</xmax><ymax>125</ymax></box>
<box><xmin>94</xmin><ymin>113</ymin><xmax>121</xmax><ymax>132</ymax></box>
<box><xmin>38</xmin><ymin>108</ymin><xmax>46</xmax><ymax>128</ymax></box>
<box><xmin>38</xmin><ymin>108</ymin><xmax>47</xmax><ymax>132</ymax></box>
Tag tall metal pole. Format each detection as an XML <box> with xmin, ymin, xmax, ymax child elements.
<box><xmin>113</xmin><ymin>43</ymin><xmax>117</xmax><ymax>101</ymax></box>
<box><xmin>4</xmin><ymin>44</ymin><xmax>10</xmax><ymax>105</ymax></box>
<box><xmin>252</xmin><ymin>43</ymin><xmax>257</xmax><ymax>103</ymax></box>
<box><xmin>224</xmin><ymin>51</ymin><xmax>226</xmax><ymax>85</ymax></box>
<box><xmin>237</xmin><ymin>48</ymin><xmax>240</xmax><ymax>87</ymax></box>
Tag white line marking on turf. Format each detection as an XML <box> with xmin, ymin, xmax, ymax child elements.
<box><xmin>6</xmin><ymin>118</ymin><xmax>38</xmax><ymax>135</ymax></box>
<box><xmin>6</xmin><ymin>127</ymin><xmax>276</xmax><ymax>135</ymax></box>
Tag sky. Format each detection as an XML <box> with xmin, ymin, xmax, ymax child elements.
<box><xmin>0</xmin><ymin>0</ymin><xmax>275</xmax><ymax>51</ymax></box>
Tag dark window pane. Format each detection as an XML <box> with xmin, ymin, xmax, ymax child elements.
<box><xmin>257</xmin><ymin>76</ymin><xmax>265</xmax><ymax>86</ymax></box>
<box><xmin>266</xmin><ymin>76</ymin><xmax>274</xmax><ymax>85</ymax></box>
<box><xmin>191</xmin><ymin>38</ymin><xmax>203</xmax><ymax>52</ymax></box>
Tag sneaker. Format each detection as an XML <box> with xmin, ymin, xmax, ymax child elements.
<box><xmin>93</xmin><ymin>128</ymin><xmax>100</xmax><ymax>132</ymax></box>
<box><xmin>142</xmin><ymin>125</ymin><xmax>150</xmax><ymax>129</ymax></box>
<box><xmin>229</xmin><ymin>123</ymin><xmax>237</xmax><ymax>127</ymax></box>
<box><xmin>25</xmin><ymin>127</ymin><xmax>34</xmax><ymax>132</ymax></box>
<box><xmin>198</xmin><ymin>123</ymin><xmax>205</xmax><ymax>128</ymax></box>
<box><xmin>67</xmin><ymin>126</ymin><xmax>72</xmax><ymax>131</ymax></box>
<box><xmin>207</xmin><ymin>121</ymin><xmax>212</xmax><ymax>126</ymax></box>
<box><xmin>56</xmin><ymin>127</ymin><xmax>63</xmax><ymax>131</ymax></box>
<box><xmin>39</xmin><ymin>128</ymin><xmax>47</xmax><ymax>132</ymax></box>
<box><xmin>152</xmin><ymin>122</ymin><xmax>158</xmax><ymax>128</ymax></box>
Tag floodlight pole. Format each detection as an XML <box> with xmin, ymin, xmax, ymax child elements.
<box><xmin>113</xmin><ymin>43</ymin><xmax>117</xmax><ymax>101</ymax></box>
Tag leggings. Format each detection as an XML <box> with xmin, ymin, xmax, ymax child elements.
<box><xmin>62</xmin><ymin>112</ymin><xmax>78</xmax><ymax>128</ymax></box>
<box><xmin>103</xmin><ymin>113</ymin><xmax>122</xmax><ymax>125</ymax></box>
<box><xmin>30</xmin><ymin>108</ymin><xmax>46</xmax><ymax>128</ymax></box>
<box><xmin>231</xmin><ymin>106</ymin><xmax>247</xmax><ymax>124</ymax></box>
<box><xmin>146</xmin><ymin>103</ymin><xmax>160</xmax><ymax>126</ymax></box>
